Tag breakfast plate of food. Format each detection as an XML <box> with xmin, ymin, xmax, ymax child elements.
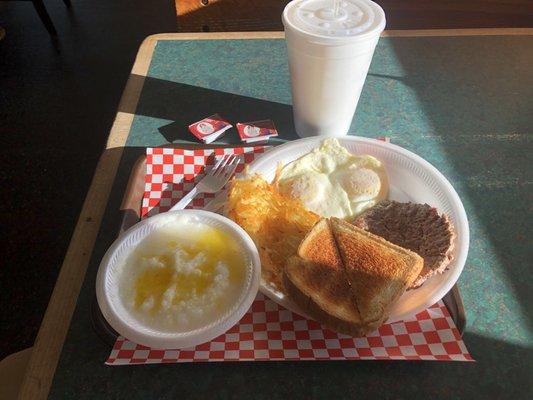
<box><xmin>96</xmin><ymin>137</ymin><xmax>469</xmax><ymax>346</ymax></box>
<box><xmin>225</xmin><ymin>137</ymin><xmax>469</xmax><ymax>334</ymax></box>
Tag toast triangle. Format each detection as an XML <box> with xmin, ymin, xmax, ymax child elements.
<box><xmin>284</xmin><ymin>219</ymin><xmax>364</xmax><ymax>335</ymax></box>
<box><xmin>330</xmin><ymin>218</ymin><xmax>423</xmax><ymax>324</ymax></box>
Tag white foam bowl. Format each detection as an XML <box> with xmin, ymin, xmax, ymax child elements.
<box><xmin>96</xmin><ymin>210</ymin><xmax>261</xmax><ymax>349</ymax></box>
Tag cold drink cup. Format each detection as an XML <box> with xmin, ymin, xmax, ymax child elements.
<box><xmin>283</xmin><ymin>0</ymin><xmax>385</xmax><ymax>137</ymax></box>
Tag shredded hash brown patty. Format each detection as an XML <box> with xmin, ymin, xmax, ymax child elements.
<box><xmin>226</xmin><ymin>175</ymin><xmax>320</xmax><ymax>292</ymax></box>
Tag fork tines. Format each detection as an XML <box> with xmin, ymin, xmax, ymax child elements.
<box><xmin>213</xmin><ymin>154</ymin><xmax>237</xmax><ymax>176</ymax></box>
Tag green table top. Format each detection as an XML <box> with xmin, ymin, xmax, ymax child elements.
<box><xmin>49</xmin><ymin>33</ymin><xmax>532</xmax><ymax>399</ymax></box>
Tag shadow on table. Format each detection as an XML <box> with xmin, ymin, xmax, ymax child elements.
<box><xmin>116</xmin><ymin>66</ymin><xmax>532</xmax><ymax>332</ymax></box>
<box><xmin>57</xmin><ymin>238</ymin><xmax>533</xmax><ymax>400</ymax></box>
<box><xmin>386</xmin><ymin>36</ymin><xmax>533</xmax><ymax>332</ymax></box>
<box><xmin>119</xmin><ymin>74</ymin><xmax>299</xmax><ymax>143</ymax></box>
<box><xmin>44</xmin><ymin>143</ymin><xmax>532</xmax><ymax>397</ymax></box>
<box><xmin>121</xmin><ymin>67</ymin><xmax>533</xmax><ymax>331</ymax></box>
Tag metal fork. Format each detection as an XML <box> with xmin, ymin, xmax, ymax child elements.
<box><xmin>169</xmin><ymin>154</ymin><xmax>239</xmax><ymax>211</ymax></box>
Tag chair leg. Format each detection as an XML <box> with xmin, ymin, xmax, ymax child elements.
<box><xmin>32</xmin><ymin>0</ymin><xmax>58</xmax><ymax>36</ymax></box>
<box><xmin>62</xmin><ymin>0</ymin><xmax>72</xmax><ymax>8</ymax></box>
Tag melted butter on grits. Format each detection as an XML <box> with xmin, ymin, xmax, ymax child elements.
<box><xmin>119</xmin><ymin>218</ymin><xmax>247</xmax><ymax>332</ymax></box>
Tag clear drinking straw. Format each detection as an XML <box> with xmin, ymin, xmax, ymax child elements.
<box><xmin>333</xmin><ymin>0</ymin><xmax>341</xmax><ymax>17</ymax></box>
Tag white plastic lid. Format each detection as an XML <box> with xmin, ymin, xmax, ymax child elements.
<box><xmin>283</xmin><ymin>0</ymin><xmax>386</xmax><ymax>43</ymax></box>
<box><xmin>96</xmin><ymin>210</ymin><xmax>261</xmax><ymax>349</ymax></box>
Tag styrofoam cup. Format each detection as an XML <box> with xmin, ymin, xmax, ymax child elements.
<box><xmin>283</xmin><ymin>0</ymin><xmax>386</xmax><ymax>137</ymax></box>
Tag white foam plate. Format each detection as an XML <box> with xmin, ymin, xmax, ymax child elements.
<box><xmin>246</xmin><ymin>136</ymin><xmax>469</xmax><ymax>323</ymax></box>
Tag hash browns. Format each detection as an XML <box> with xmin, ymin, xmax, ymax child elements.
<box><xmin>226</xmin><ymin>175</ymin><xmax>319</xmax><ymax>292</ymax></box>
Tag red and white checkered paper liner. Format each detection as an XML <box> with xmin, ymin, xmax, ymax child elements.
<box><xmin>140</xmin><ymin>146</ymin><xmax>266</xmax><ymax>216</ymax></box>
<box><xmin>107</xmin><ymin>145</ymin><xmax>473</xmax><ymax>365</ymax></box>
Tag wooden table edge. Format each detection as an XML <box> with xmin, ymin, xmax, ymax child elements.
<box><xmin>17</xmin><ymin>34</ymin><xmax>158</xmax><ymax>400</ymax></box>
<box><xmin>18</xmin><ymin>27</ymin><xmax>532</xmax><ymax>399</ymax></box>
<box><xmin>145</xmin><ymin>28</ymin><xmax>533</xmax><ymax>41</ymax></box>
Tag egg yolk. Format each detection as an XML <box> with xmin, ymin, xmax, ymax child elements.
<box><xmin>339</xmin><ymin>168</ymin><xmax>381</xmax><ymax>201</ymax></box>
<box><xmin>278</xmin><ymin>173</ymin><xmax>325</xmax><ymax>205</ymax></box>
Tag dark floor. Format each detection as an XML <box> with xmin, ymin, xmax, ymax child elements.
<box><xmin>0</xmin><ymin>0</ymin><xmax>177</xmax><ymax>360</ymax></box>
<box><xmin>1</xmin><ymin>0</ymin><xmax>532</xmax><ymax>361</ymax></box>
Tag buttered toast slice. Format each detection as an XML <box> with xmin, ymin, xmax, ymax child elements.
<box><xmin>297</xmin><ymin>219</ymin><xmax>343</xmax><ymax>269</ymax></box>
<box><xmin>284</xmin><ymin>257</ymin><xmax>365</xmax><ymax>336</ymax></box>
<box><xmin>284</xmin><ymin>219</ymin><xmax>364</xmax><ymax>336</ymax></box>
<box><xmin>330</xmin><ymin>218</ymin><xmax>423</xmax><ymax>324</ymax></box>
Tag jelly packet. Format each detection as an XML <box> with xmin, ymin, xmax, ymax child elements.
<box><xmin>237</xmin><ymin>119</ymin><xmax>278</xmax><ymax>143</ymax></box>
<box><xmin>189</xmin><ymin>114</ymin><xmax>232</xmax><ymax>144</ymax></box>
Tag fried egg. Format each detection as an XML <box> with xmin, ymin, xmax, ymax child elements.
<box><xmin>276</xmin><ymin>138</ymin><xmax>388</xmax><ymax>218</ymax></box>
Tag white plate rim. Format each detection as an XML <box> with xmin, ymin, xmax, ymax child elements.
<box><xmin>246</xmin><ymin>136</ymin><xmax>469</xmax><ymax>323</ymax></box>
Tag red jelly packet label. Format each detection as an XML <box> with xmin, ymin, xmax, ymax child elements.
<box><xmin>237</xmin><ymin>119</ymin><xmax>278</xmax><ymax>143</ymax></box>
<box><xmin>189</xmin><ymin>114</ymin><xmax>232</xmax><ymax>143</ymax></box>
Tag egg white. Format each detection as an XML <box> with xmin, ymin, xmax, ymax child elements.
<box><xmin>276</xmin><ymin>138</ymin><xmax>388</xmax><ymax>218</ymax></box>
